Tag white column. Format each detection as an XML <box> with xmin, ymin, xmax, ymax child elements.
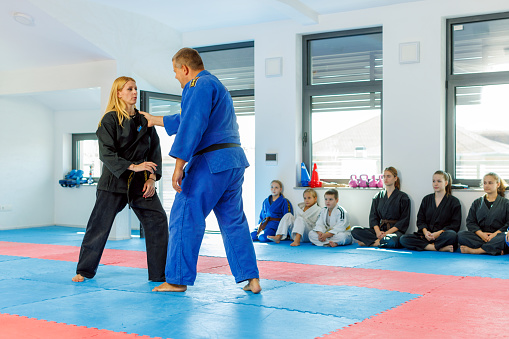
<box><xmin>108</xmin><ymin>206</ymin><xmax>132</xmax><ymax>240</ymax></box>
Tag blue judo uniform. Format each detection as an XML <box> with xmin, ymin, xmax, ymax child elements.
<box><xmin>162</xmin><ymin>70</ymin><xmax>259</xmax><ymax>285</ymax></box>
<box><xmin>251</xmin><ymin>195</ymin><xmax>293</xmax><ymax>242</ymax></box>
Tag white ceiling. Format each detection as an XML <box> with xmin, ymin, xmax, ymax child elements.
<box><xmin>1</xmin><ymin>0</ymin><xmax>422</xmax><ymax>110</ymax></box>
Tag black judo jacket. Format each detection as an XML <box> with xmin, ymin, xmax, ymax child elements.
<box><xmin>96</xmin><ymin>109</ymin><xmax>162</xmax><ymax>195</ymax></box>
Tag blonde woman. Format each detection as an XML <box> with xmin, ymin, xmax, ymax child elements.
<box><xmin>72</xmin><ymin>76</ymin><xmax>168</xmax><ymax>283</ymax></box>
<box><xmin>459</xmin><ymin>172</ymin><xmax>509</xmax><ymax>255</ymax></box>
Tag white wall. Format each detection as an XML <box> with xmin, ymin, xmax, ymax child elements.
<box><xmin>184</xmin><ymin>0</ymin><xmax>509</xmax><ymax>231</ymax></box>
<box><xmin>0</xmin><ymin>60</ymin><xmax>117</xmax><ymax>110</ymax></box>
<box><xmin>53</xmin><ymin>109</ymin><xmax>101</xmax><ymax>227</ymax></box>
<box><xmin>0</xmin><ymin>60</ymin><xmax>116</xmax><ymax>229</ymax></box>
<box><xmin>0</xmin><ymin>97</ymin><xmax>54</xmax><ymax>229</ymax></box>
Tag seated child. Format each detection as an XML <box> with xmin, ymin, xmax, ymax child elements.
<box><xmin>251</xmin><ymin>180</ymin><xmax>293</xmax><ymax>242</ymax></box>
<box><xmin>309</xmin><ymin>189</ymin><xmax>352</xmax><ymax>247</ymax></box>
<box><xmin>268</xmin><ymin>188</ymin><xmax>321</xmax><ymax>246</ymax></box>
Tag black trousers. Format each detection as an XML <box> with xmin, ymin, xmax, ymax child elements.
<box><xmin>400</xmin><ymin>230</ymin><xmax>457</xmax><ymax>251</ymax></box>
<box><xmin>457</xmin><ymin>230</ymin><xmax>508</xmax><ymax>256</ymax></box>
<box><xmin>351</xmin><ymin>226</ymin><xmax>403</xmax><ymax>248</ymax></box>
<box><xmin>76</xmin><ymin>189</ymin><xmax>168</xmax><ymax>281</ymax></box>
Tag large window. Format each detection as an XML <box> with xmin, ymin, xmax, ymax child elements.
<box><xmin>302</xmin><ymin>28</ymin><xmax>383</xmax><ymax>182</ymax></box>
<box><xmin>140</xmin><ymin>42</ymin><xmax>256</xmax><ymax>227</ymax></box>
<box><xmin>140</xmin><ymin>91</ymin><xmax>181</xmax><ymax>212</ymax></box>
<box><xmin>447</xmin><ymin>12</ymin><xmax>509</xmax><ymax>185</ymax></box>
<box><xmin>197</xmin><ymin>42</ymin><xmax>256</xmax><ymax>226</ymax></box>
<box><xmin>72</xmin><ymin>133</ymin><xmax>101</xmax><ymax>181</ymax></box>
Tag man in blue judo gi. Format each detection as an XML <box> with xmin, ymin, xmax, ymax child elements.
<box><xmin>142</xmin><ymin>47</ymin><xmax>261</xmax><ymax>293</ymax></box>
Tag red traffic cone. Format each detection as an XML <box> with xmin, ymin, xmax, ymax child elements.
<box><xmin>309</xmin><ymin>163</ymin><xmax>322</xmax><ymax>188</ymax></box>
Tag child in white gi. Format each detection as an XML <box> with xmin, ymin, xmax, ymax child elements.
<box><xmin>309</xmin><ymin>189</ymin><xmax>352</xmax><ymax>247</ymax></box>
<box><xmin>268</xmin><ymin>188</ymin><xmax>321</xmax><ymax>246</ymax></box>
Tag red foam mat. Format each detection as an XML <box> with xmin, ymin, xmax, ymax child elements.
<box><xmin>0</xmin><ymin>313</ymin><xmax>162</xmax><ymax>339</ymax></box>
<box><xmin>201</xmin><ymin>260</ymin><xmax>462</xmax><ymax>294</ymax></box>
<box><xmin>320</xmin><ymin>275</ymin><xmax>509</xmax><ymax>338</ymax></box>
<box><xmin>0</xmin><ymin>241</ymin><xmax>230</xmax><ymax>271</ymax></box>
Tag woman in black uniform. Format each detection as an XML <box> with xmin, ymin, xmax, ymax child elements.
<box><xmin>400</xmin><ymin>171</ymin><xmax>461</xmax><ymax>252</ymax></box>
<box><xmin>351</xmin><ymin>166</ymin><xmax>410</xmax><ymax>248</ymax></box>
<box><xmin>458</xmin><ymin>172</ymin><xmax>509</xmax><ymax>255</ymax></box>
<box><xmin>72</xmin><ymin>76</ymin><xmax>168</xmax><ymax>282</ymax></box>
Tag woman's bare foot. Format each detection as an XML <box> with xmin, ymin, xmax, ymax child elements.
<box><xmin>290</xmin><ymin>241</ymin><xmax>300</xmax><ymax>246</ymax></box>
<box><xmin>152</xmin><ymin>282</ymin><xmax>187</xmax><ymax>292</ymax></box>
<box><xmin>267</xmin><ymin>235</ymin><xmax>282</xmax><ymax>244</ymax></box>
<box><xmin>356</xmin><ymin>240</ymin><xmax>366</xmax><ymax>246</ymax></box>
<box><xmin>371</xmin><ymin>239</ymin><xmax>381</xmax><ymax>247</ymax></box>
<box><xmin>460</xmin><ymin>245</ymin><xmax>485</xmax><ymax>254</ymax></box>
<box><xmin>243</xmin><ymin>278</ymin><xmax>261</xmax><ymax>294</ymax></box>
<box><xmin>424</xmin><ymin>244</ymin><xmax>437</xmax><ymax>251</ymax></box>
<box><xmin>439</xmin><ymin>245</ymin><xmax>454</xmax><ymax>252</ymax></box>
<box><xmin>329</xmin><ymin>241</ymin><xmax>338</xmax><ymax>247</ymax></box>
<box><xmin>72</xmin><ymin>274</ymin><xmax>85</xmax><ymax>282</ymax></box>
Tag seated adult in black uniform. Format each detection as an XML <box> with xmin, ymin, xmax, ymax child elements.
<box><xmin>352</xmin><ymin>166</ymin><xmax>410</xmax><ymax>249</ymax></box>
<box><xmin>400</xmin><ymin>171</ymin><xmax>461</xmax><ymax>252</ymax></box>
<box><xmin>458</xmin><ymin>172</ymin><xmax>509</xmax><ymax>255</ymax></box>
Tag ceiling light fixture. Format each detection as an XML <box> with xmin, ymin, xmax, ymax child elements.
<box><xmin>12</xmin><ymin>12</ymin><xmax>35</xmax><ymax>26</ymax></box>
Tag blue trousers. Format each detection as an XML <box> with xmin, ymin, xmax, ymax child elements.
<box><xmin>251</xmin><ymin>220</ymin><xmax>278</xmax><ymax>242</ymax></box>
<box><xmin>165</xmin><ymin>155</ymin><xmax>259</xmax><ymax>285</ymax></box>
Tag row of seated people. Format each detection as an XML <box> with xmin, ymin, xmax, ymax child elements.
<box><xmin>250</xmin><ymin>168</ymin><xmax>509</xmax><ymax>255</ymax></box>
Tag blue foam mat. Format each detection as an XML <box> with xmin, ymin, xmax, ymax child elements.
<box><xmin>1</xmin><ymin>226</ymin><xmax>509</xmax><ymax>339</ymax></box>
<box><xmin>0</xmin><ymin>257</ymin><xmax>404</xmax><ymax>339</ymax></box>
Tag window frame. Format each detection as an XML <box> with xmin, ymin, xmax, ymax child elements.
<box><xmin>302</xmin><ymin>27</ymin><xmax>383</xmax><ymax>183</ymax></box>
<box><xmin>71</xmin><ymin>133</ymin><xmax>100</xmax><ymax>182</ymax></box>
<box><xmin>140</xmin><ymin>91</ymin><xmax>181</xmax><ymax>115</ymax></box>
<box><xmin>446</xmin><ymin>11</ymin><xmax>509</xmax><ymax>186</ymax></box>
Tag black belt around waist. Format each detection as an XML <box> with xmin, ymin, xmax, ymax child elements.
<box><xmin>194</xmin><ymin>143</ymin><xmax>240</xmax><ymax>156</ymax></box>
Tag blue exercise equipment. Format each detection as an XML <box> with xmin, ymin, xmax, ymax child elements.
<box><xmin>59</xmin><ymin>169</ymin><xmax>93</xmax><ymax>188</ymax></box>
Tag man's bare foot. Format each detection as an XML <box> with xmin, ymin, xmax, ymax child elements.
<box><xmin>328</xmin><ymin>241</ymin><xmax>338</xmax><ymax>247</ymax></box>
<box><xmin>243</xmin><ymin>278</ymin><xmax>261</xmax><ymax>294</ymax></box>
<box><xmin>72</xmin><ymin>274</ymin><xmax>85</xmax><ymax>282</ymax></box>
<box><xmin>439</xmin><ymin>245</ymin><xmax>454</xmax><ymax>252</ymax></box>
<box><xmin>290</xmin><ymin>241</ymin><xmax>300</xmax><ymax>246</ymax></box>
<box><xmin>152</xmin><ymin>282</ymin><xmax>187</xmax><ymax>292</ymax></box>
<box><xmin>460</xmin><ymin>245</ymin><xmax>485</xmax><ymax>254</ymax></box>
<box><xmin>267</xmin><ymin>235</ymin><xmax>282</xmax><ymax>244</ymax></box>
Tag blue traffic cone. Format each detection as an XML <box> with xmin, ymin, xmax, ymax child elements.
<box><xmin>301</xmin><ymin>162</ymin><xmax>311</xmax><ymax>187</ymax></box>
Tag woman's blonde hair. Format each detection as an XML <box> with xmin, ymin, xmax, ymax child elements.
<box><xmin>484</xmin><ymin>172</ymin><xmax>507</xmax><ymax>197</ymax></box>
<box><xmin>99</xmin><ymin>76</ymin><xmax>136</xmax><ymax>127</ymax></box>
